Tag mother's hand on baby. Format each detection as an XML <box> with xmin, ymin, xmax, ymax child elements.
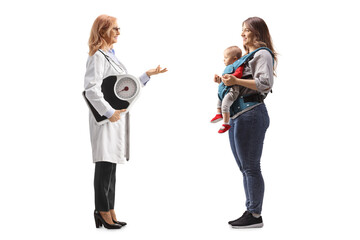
<box><xmin>222</xmin><ymin>74</ymin><xmax>237</xmax><ymax>86</ymax></box>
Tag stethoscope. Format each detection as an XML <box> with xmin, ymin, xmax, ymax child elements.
<box><xmin>98</xmin><ymin>49</ymin><xmax>126</xmax><ymax>74</ymax></box>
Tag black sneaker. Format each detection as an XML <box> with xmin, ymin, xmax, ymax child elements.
<box><xmin>230</xmin><ymin>211</ymin><xmax>263</xmax><ymax>228</ymax></box>
<box><xmin>228</xmin><ymin>211</ymin><xmax>250</xmax><ymax>225</ymax></box>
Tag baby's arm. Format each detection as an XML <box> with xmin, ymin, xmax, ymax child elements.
<box><xmin>232</xmin><ymin>65</ymin><xmax>244</xmax><ymax>79</ymax></box>
<box><xmin>214</xmin><ymin>65</ymin><xmax>244</xmax><ymax>85</ymax></box>
<box><xmin>214</xmin><ymin>74</ymin><xmax>222</xmax><ymax>83</ymax></box>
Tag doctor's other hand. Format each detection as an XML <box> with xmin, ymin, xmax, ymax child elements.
<box><xmin>146</xmin><ymin>65</ymin><xmax>168</xmax><ymax>77</ymax></box>
<box><xmin>222</xmin><ymin>74</ymin><xmax>238</xmax><ymax>86</ymax></box>
<box><xmin>214</xmin><ymin>74</ymin><xmax>222</xmax><ymax>83</ymax></box>
<box><xmin>109</xmin><ymin>109</ymin><xmax>127</xmax><ymax>122</ymax></box>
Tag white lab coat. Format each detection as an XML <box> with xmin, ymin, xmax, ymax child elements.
<box><xmin>84</xmin><ymin>50</ymin><xmax>146</xmax><ymax>164</ymax></box>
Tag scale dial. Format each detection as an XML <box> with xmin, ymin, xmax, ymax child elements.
<box><xmin>114</xmin><ymin>75</ymin><xmax>140</xmax><ymax>101</ymax></box>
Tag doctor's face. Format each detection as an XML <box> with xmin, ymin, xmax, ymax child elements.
<box><xmin>104</xmin><ymin>22</ymin><xmax>120</xmax><ymax>46</ymax></box>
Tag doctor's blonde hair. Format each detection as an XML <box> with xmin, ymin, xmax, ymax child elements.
<box><xmin>88</xmin><ymin>15</ymin><xmax>117</xmax><ymax>56</ymax></box>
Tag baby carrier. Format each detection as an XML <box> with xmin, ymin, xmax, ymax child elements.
<box><xmin>218</xmin><ymin>47</ymin><xmax>274</xmax><ymax>117</ymax></box>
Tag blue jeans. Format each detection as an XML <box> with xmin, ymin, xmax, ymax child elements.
<box><xmin>228</xmin><ymin>104</ymin><xmax>270</xmax><ymax>214</ymax></box>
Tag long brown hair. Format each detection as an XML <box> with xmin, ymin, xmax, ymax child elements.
<box><xmin>88</xmin><ymin>15</ymin><xmax>117</xmax><ymax>56</ymax></box>
<box><xmin>243</xmin><ymin>17</ymin><xmax>278</xmax><ymax>75</ymax></box>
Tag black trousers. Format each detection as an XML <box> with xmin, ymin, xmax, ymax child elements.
<box><xmin>94</xmin><ymin>162</ymin><xmax>117</xmax><ymax>211</ymax></box>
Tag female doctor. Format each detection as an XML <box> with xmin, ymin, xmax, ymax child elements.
<box><xmin>84</xmin><ymin>15</ymin><xmax>167</xmax><ymax>229</ymax></box>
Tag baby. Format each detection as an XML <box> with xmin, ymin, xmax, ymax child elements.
<box><xmin>211</xmin><ymin>46</ymin><xmax>244</xmax><ymax>133</ymax></box>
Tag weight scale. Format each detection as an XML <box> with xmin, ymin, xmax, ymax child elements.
<box><xmin>83</xmin><ymin>74</ymin><xmax>141</xmax><ymax>125</ymax></box>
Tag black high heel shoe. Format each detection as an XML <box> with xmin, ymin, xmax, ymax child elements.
<box><xmin>94</xmin><ymin>210</ymin><xmax>122</xmax><ymax>229</ymax></box>
<box><xmin>112</xmin><ymin>219</ymin><xmax>127</xmax><ymax>226</ymax></box>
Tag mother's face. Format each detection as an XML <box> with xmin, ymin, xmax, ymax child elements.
<box><xmin>241</xmin><ymin>23</ymin><xmax>254</xmax><ymax>47</ymax></box>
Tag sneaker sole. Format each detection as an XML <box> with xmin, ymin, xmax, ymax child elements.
<box><xmin>231</xmin><ymin>223</ymin><xmax>263</xmax><ymax>229</ymax></box>
<box><xmin>210</xmin><ymin>119</ymin><xmax>223</xmax><ymax>123</ymax></box>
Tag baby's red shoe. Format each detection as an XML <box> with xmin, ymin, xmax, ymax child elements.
<box><xmin>210</xmin><ymin>114</ymin><xmax>223</xmax><ymax>123</ymax></box>
<box><xmin>218</xmin><ymin>124</ymin><xmax>231</xmax><ymax>133</ymax></box>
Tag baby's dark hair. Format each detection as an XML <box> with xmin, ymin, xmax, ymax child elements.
<box><xmin>225</xmin><ymin>46</ymin><xmax>242</xmax><ymax>59</ymax></box>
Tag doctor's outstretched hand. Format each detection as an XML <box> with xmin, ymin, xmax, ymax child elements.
<box><xmin>146</xmin><ymin>65</ymin><xmax>168</xmax><ymax>77</ymax></box>
<box><xmin>109</xmin><ymin>109</ymin><xmax>127</xmax><ymax>122</ymax></box>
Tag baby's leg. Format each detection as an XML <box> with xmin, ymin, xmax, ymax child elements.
<box><xmin>223</xmin><ymin>112</ymin><xmax>230</xmax><ymax>124</ymax></box>
<box><xmin>221</xmin><ymin>90</ymin><xmax>238</xmax><ymax>124</ymax></box>
<box><xmin>210</xmin><ymin>99</ymin><xmax>223</xmax><ymax>123</ymax></box>
<box><xmin>217</xmin><ymin>99</ymin><xmax>222</xmax><ymax>114</ymax></box>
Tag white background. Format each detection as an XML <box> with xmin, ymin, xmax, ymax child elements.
<box><xmin>0</xmin><ymin>0</ymin><xmax>359</xmax><ymax>239</ymax></box>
